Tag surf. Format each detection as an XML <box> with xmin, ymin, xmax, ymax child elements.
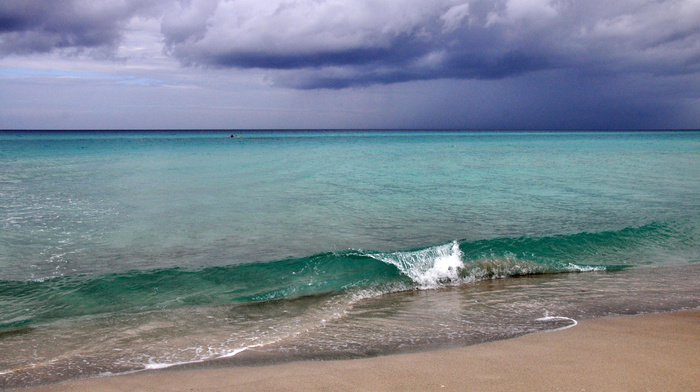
<box><xmin>2</xmin><ymin>222</ymin><xmax>688</xmax><ymax>330</ymax></box>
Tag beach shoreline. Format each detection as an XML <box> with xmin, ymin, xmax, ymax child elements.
<box><xmin>16</xmin><ymin>309</ymin><xmax>699</xmax><ymax>392</ymax></box>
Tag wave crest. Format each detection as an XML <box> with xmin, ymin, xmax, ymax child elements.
<box><xmin>369</xmin><ymin>241</ymin><xmax>464</xmax><ymax>288</ymax></box>
<box><xmin>369</xmin><ymin>241</ymin><xmax>608</xmax><ymax>288</ymax></box>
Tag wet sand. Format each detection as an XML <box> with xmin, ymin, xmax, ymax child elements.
<box><xmin>20</xmin><ymin>310</ymin><xmax>699</xmax><ymax>392</ymax></box>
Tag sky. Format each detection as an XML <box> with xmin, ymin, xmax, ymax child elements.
<box><xmin>0</xmin><ymin>0</ymin><xmax>698</xmax><ymax>130</ymax></box>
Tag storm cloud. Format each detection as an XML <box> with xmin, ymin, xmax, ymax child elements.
<box><xmin>0</xmin><ymin>0</ymin><xmax>698</xmax><ymax>129</ymax></box>
<box><xmin>0</xmin><ymin>0</ymin><xmax>163</xmax><ymax>55</ymax></box>
<box><xmin>2</xmin><ymin>0</ymin><xmax>698</xmax><ymax>89</ymax></box>
<box><xmin>161</xmin><ymin>0</ymin><xmax>700</xmax><ymax>88</ymax></box>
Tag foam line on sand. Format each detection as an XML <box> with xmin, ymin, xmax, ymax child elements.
<box><xmin>20</xmin><ymin>310</ymin><xmax>700</xmax><ymax>392</ymax></box>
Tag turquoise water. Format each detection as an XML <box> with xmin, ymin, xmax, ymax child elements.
<box><xmin>1</xmin><ymin>131</ymin><xmax>699</xmax><ymax>388</ymax></box>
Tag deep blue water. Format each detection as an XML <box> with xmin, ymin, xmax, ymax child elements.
<box><xmin>1</xmin><ymin>130</ymin><xmax>698</xmax><ymax>388</ymax></box>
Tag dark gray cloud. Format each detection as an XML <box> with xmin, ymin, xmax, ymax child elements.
<box><xmin>0</xmin><ymin>0</ymin><xmax>698</xmax><ymax>134</ymax></box>
<box><xmin>2</xmin><ymin>0</ymin><xmax>698</xmax><ymax>90</ymax></box>
<box><xmin>0</xmin><ymin>0</ymin><xmax>163</xmax><ymax>55</ymax></box>
<box><xmin>158</xmin><ymin>0</ymin><xmax>700</xmax><ymax>89</ymax></box>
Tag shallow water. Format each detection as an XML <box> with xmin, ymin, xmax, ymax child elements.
<box><xmin>1</xmin><ymin>130</ymin><xmax>698</xmax><ymax>389</ymax></box>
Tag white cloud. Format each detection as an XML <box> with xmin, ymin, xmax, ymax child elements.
<box><xmin>160</xmin><ymin>0</ymin><xmax>219</xmax><ymax>45</ymax></box>
<box><xmin>486</xmin><ymin>0</ymin><xmax>558</xmax><ymax>26</ymax></box>
<box><xmin>441</xmin><ymin>3</ymin><xmax>470</xmax><ymax>33</ymax></box>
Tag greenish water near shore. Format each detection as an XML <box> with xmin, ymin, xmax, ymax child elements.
<box><xmin>1</xmin><ymin>130</ymin><xmax>698</xmax><ymax>388</ymax></box>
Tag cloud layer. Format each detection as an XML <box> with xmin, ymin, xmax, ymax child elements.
<box><xmin>1</xmin><ymin>0</ymin><xmax>699</xmax><ymax>90</ymax></box>
<box><xmin>158</xmin><ymin>0</ymin><xmax>700</xmax><ymax>88</ymax></box>
<box><xmin>0</xmin><ymin>1</ymin><xmax>166</xmax><ymax>56</ymax></box>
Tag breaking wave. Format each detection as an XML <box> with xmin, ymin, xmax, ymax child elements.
<box><xmin>2</xmin><ymin>222</ymin><xmax>692</xmax><ymax>329</ymax></box>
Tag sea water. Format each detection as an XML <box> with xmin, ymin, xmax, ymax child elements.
<box><xmin>1</xmin><ymin>130</ymin><xmax>698</xmax><ymax>388</ymax></box>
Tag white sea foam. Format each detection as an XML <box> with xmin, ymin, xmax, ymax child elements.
<box><xmin>141</xmin><ymin>345</ymin><xmax>259</xmax><ymax>370</ymax></box>
<box><xmin>370</xmin><ymin>240</ymin><xmax>612</xmax><ymax>291</ymax></box>
<box><xmin>536</xmin><ymin>316</ymin><xmax>578</xmax><ymax>331</ymax></box>
<box><xmin>135</xmin><ymin>295</ymin><xmax>359</xmax><ymax>373</ymax></box>
<box><xmin>369</xmin><ymin>241</ymin><xmax>465</xmax><ymax>288</ymax></box>
<box><xmin>143</xmin><ymin>361</ymin><xmax>190</xmax><ymax>370</ymax></box>
<box><xmin>565</xmin><ymin>263</ymin><xmax>606</xmax><ymax>272</ymax></box>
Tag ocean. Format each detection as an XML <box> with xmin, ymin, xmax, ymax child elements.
<box><xmin>1</xmin><ymin>130</ymin><xmax>698</xmax><ymax>389</ymax></box>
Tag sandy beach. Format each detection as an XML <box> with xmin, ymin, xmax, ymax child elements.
<box><xmin>18</xmin><ymin>309</ymin><xmax>699</xmax><ymax>392</ymax></box>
